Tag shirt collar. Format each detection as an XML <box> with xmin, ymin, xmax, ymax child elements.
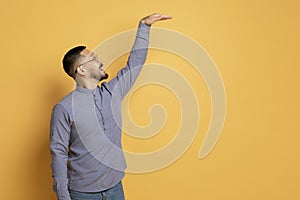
<box><xmin>75</xmin><ymin>85</ymin><xmax>98</xmax><ymax>95</ymax></box>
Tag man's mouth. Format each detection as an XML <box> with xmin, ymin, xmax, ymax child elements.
<box><xmin>99</xmin><ymin>63</ymin><xmax>104</xmax><ymax>70</ymax></box>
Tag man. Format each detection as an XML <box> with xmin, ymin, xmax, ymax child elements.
<box><xmin>50</xmin><ymin>13</ymin><xmax>172</xmax><ymax>200</ymax></box>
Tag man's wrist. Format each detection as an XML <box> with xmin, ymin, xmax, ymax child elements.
<box><xmin>140</xmin><ymin>20</ymin><xmax>151</xmax><ymax>27</ymax></box>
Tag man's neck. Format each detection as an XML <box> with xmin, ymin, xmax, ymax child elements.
<box><xmin>75</xmin><ymin>78</ymin><xmax>98</xmax><ymax>90</ymax></box>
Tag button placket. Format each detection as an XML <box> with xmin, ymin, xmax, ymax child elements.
<box><xmin>94</xmin><ymin>89</ymin><xmax>106</xmax><ymax>131</ymax></box>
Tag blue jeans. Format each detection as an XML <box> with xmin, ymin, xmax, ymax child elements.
<box><xmin>69</xmin><ymin>181</ymin><xmax>125</xmax><ymax>200</ymax></box>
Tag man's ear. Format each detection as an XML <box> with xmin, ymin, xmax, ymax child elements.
<box><xmin>76</xmin><ymin>65</ymin><xmax>85</xmax><ymax>75</ymax></box>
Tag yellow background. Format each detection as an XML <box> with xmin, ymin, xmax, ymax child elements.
<box><xmin>1</xmin><ymin>0</ymin><xmax>299</xmax><ymax>199</ymax></box>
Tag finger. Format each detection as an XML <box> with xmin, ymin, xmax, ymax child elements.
<box><xmin>151</xmin><ymin>13</ymin><xmax>171</xmax><ymax>18</ymax></box>
<box><xmin>156</xmin><ymin>15</ymin><xmax>173</xmax><ymax>21</ymax></box>
<box><xmin>161</xmin><ymin>16</ymin><xmax>173</xmax><ymax>20</ymax></box>
<box><xmin>156</xmin><ymin>14</ymin><xmax>172</xmax><ymax>19</ymax></box>
<box><xmin>160</xmin><ymin>15</ymin><xmax>172</xmax><ymax>19</ymax></box>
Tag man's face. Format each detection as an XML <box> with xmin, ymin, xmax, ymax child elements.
<box><xmin>76</xmin><ymin>49</ymin><xmax>108</xmax><ymax>81</ymax></box>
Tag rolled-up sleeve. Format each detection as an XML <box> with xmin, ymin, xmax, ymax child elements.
<box><xmin>50</xmin><ymin>104</ymin><xmax>71</xmax><ymax>200</ymax></box>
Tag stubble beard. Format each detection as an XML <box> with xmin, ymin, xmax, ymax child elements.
<box><xmin>91</xmin><ymin>72</ymin><xmax>109</xmax><ymax>82</ymax></box>
<box><xmin>100</xmin><ymin>73</ymin><xmax>109</xmax><ymax>81</ymax></box>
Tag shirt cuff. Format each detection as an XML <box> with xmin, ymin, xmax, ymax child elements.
<box><xmin>140</xmin><ymin>20</ymin><xmax>151</xmax><ymax>27</ymax></box>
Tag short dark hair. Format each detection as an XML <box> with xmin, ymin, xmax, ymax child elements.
<box><xmin>62</xmin><ymin>46</ymin><xmax>86</xmax><ymax>79</ymax></box>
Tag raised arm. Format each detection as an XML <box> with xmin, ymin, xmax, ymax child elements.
<box><xmin>105</xmin><ymin>13</ymin><xmax>172</xmax><ymax>97</ymax></box>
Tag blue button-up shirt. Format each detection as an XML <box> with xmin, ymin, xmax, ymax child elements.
<box><xmin>50</xmin><ymin>22</ymin><xmax>150</xmax><ymax>200</ymax></box>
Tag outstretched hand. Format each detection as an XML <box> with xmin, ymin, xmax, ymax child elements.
<box><xmin>141</xmin><ymin>13</ymin><xmax>172</xmax><ymax>25</ymax></box>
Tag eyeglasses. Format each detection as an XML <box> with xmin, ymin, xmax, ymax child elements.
<box><xmin>75</xmin><ymin>53</ymin><xmax>99</xmax><ymax>73</ymax></box>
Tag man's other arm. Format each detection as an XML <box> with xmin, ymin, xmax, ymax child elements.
<box><xmin>50</xmin><ymin>104</ymin><xmax>71</xmax><ymax>200</ymax></box>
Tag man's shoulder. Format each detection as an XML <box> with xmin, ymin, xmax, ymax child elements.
<box><xmin>52</xmin><ymin>90</ymin><xmax>74</xmax><ymax>113</ymax></box>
